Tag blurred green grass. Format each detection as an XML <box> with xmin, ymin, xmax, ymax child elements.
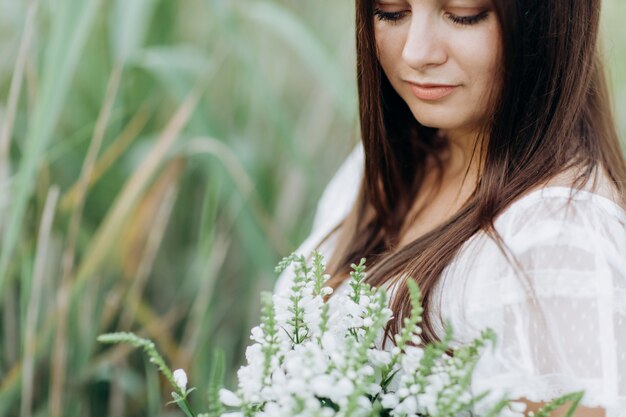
<box><xmin>0</xmin><ymin>0</ymin><xmax>623</xmax><ymax>416</ymax></box>
<box><xmin>603</xmin><ymin>0</ymin><xmax>626</xmax><ymax>132</ymax></box>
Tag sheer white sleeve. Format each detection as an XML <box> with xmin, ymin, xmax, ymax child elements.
<box><xmin>273</xmin><ymin>144</ymin><xmax>364</xmax><ymax>295</ymax></box>
<box><xmin>457</xmin><ymin>190</ymin><xmax>626</xmax><ymax>416</ymax></box>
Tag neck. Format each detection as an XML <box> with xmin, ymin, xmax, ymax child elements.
<box><xmin>437</xmin><ymin>128</ymin><xmax>486</xmax><ymax>183</ymax></box>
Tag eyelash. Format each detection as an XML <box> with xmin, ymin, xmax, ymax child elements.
<box><xmin>447</xmin><ymin>11</ymin><xmax>489</xmax><ymax>25</ymax></box>
<box><xmin>373</xmin><ymin>8</ymin><xmax>489</xmax><ymax>26</ymax></box>
<box><xmin>373</xmin><ymin>9</ymin><xmax>406</xmax><ymax>23</ymax></box>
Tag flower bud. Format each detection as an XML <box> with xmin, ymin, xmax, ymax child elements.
<box><xmin>173</xmin><ymin>369</ymin><xmax>187</xmax><ymax>392</ymax></box>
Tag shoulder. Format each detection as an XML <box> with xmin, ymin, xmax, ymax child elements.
<box><xmin>494</xmin><ymin>165</ymin><xmax>626</xmax><ymax>257</ymax></box>
<box><xmin>492</xmin><ymin>186</ymin><xmax>626</xmax><ymax>278</ymax></box>
<box><xmin>497</xmin><ymin>186</ymin><xmax>625</xmax><ymax>239</ymax></box>
<box><xmin>311</xmin><ymin>143</ymin><xmax>364</xmax><ymax>233</ymax></box>
<box><xmin>457</xmin><ymin>168</ymin><xmax>626</xmax><ymax>305</ymax></box>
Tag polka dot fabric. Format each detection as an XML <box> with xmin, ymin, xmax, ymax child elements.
<box><xmin>437</xmin><ymin>187</ymin><xmax>626</xmax><ymax>415</ymax></box>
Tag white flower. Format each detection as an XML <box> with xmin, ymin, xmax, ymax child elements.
<box><xmin>360</xmin><ymin>365</ymin><xmax>374</xmax><ymax>376</ymax></box>
<box><xmin>219</xmin><ymin>389</ymin><xmax>243</xmax><ymax>407</ymax></box>
<box><xmin>356</xmin><ymin>395</ymin><xmax>373</xmax><ymax>412</ymax></box>
<box><xmin>173</xmin><ymin>369</ymin><xmax>187</xmax><ymax>392</ymax></box>
<box><xmin>426</xmin><ymin>372</ymin><xmax>449</xmax><ymax>391</ymax></box>
<box><xmin>320</xmin><ymin>286</ymin><xmax>333</xmax><ymax>296</ymax></box>
<box><xmin>321</xmin><ymin>332</ymin><xmax>340</xmax><ymax>352</ymax></box>
<box><xmin>381</xmin><ymin>393</ymin><xmax>399</xmax><ymax>409</ymax></box>
<box><xmin>401</xmin><ymin>346</ymin><xmax>424</xmax><ymax>373</ymax></box>
<box><xmin>365</xmin><ymin>382</ymin><xmax>381</xmax><ymax>396</ymax></box>
<box><xmin>495</xmin><ymin>401</ymin><xmax>528</xmax><ymax>417</ymax></box>
<box><xmin>510</xmin><ymin>401</ymin><xmax>527</xmax><ymax>413</ymax></box>
<box><xmin>250</xmin><ymin>326</ymin><xmax>265</xmax><ymax>344</ymax></box>
<box><xmin>236</xmin><ymin>347</ymin><xmax>266</xmax><ymax>403</ymax></box>
<box><xmin>212</xmin><ymin>253</ymin><xmax>505</xmax><ymax>417</ymax></box>
<box><xmin>334</xmin><ymin>378</ymin><xmax>354</xmax><ymax>398</ymax></box>
<box><xmin>358</xmin><ymin>295</ymin><xmax>371</xmax><ymax>307</ymax></box>
<box><xmin>398</xmin><ymin>396</ymin><xmax>418</xmax><ymax>414</ymax></box>
<box><xmin>311</xmin><ymin>374</ymin><xmax>336</xmax><ymax>398</ymax></box>
<box><xmin>417</xmin><ymin>389</ymin><xmax>439</xmax><ymax>416</ymax></box>
<box><xmin>367</xmin><ymin>349</ymin><xmax>392</xmax><ymax>367</ymax></box>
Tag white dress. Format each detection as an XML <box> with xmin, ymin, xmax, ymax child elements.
<box><xmin>273</xmin><ymin>144</ymin><xmax>626</xmax><ymax>416</ymax></box>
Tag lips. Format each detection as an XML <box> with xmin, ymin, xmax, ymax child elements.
<box><xmin>408</xmin><ymin>82</ymin><xmax>458</xmax><ymax>101</ymax></box>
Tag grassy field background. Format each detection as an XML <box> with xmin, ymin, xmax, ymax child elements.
<box><xmin>0</xmin><ymin>0</ymin><xmax>623</xmax><ymax>416</ymax></box>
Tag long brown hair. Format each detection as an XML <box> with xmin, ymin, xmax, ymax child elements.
<box><xmin>322</xmin><ymin>0</ymin><xmax>626</xmax><ymax>347</ymax></box>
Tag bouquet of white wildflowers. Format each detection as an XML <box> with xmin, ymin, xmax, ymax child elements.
<box><xmin>98</xmin><ymin>252</ymin><xmax>583</xmax><ymax>417</ymax></box>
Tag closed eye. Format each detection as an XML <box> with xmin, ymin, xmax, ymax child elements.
<box><xmin>374</xmin><ymin>8</ymin><xmax>410</xmax><ymax>23</ymax></box>
<box><xmin>445</xmin><ymin>10</ymin><xmax>490</xmax><ymax>26</ymax></box>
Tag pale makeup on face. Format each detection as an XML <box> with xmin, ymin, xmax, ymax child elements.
<box><xmin>374</xmin><ymin>0</ymin><xmax>502</xmax><ymax>174</ymax></box>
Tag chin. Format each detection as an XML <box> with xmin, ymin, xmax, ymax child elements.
<box><xmin>410</xmin><ymin>108</ymin><xmax>467</xmax><ymax>131</ymax></box>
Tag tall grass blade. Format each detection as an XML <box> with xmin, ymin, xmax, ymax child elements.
<box><xmin>119</xmin><ymin>170</ymin><xmax>180</xmax><ymax>330</ymax></box>
<box><xmin>110</xmin><ymin>0</ymin><xmax>159</xmax><ymax>63</ymax></box>
<box><xmin>0</xmin><ymin>1</ymin><xmax>37</xmax><ymax>162</ymax></box>
<box><xmin>49</xmin><ymin>62</ymin><xmax>123</xmax><ymax>417</ymax></box>
<box><xmin>74</xmin><ymin>84</ymin><xmax>205</xmax><ymax>287</ymax></box>
<box><xmin>20</xmin><ymin>186</ymin><xmax>60</xmax><ymax>417</ymax></box>
<box><xmin>242</xmin><ymin>1</ymin><xmax>355</xmax><ymax>120</ymax></box>
<box><xmin>0</xmin><ymin>0</ymin><xmax>102</xmax><ymax>298</ymax></box>
<box><xmin>59</xmin><ymin>102</ymin><xmax>152</xmax><ymax>211</ymax></box>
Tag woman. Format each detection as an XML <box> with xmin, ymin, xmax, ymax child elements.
<box><xmin>276</xmin><ymin>0</ymin><xmax>626</xmax><ymax>415</ymax></box>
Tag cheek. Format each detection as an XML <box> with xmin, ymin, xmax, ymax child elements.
<box><xmin>454</xmin><ymin>23</ymin><xmax>502</xmax><ymax>92</ymax></box>
<box><xmin>374</xmin><ymin>25</ymin><xmax>406</xmax><ymax>76</ymax></box>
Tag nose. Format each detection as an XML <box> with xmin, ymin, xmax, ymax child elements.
<box><xmin>401</xmin><ymin>13</ymin><xmax>448</xmax><ymax>71</ymax></box>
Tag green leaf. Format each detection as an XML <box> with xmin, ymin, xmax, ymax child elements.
<box><xmin>110</xmin><ymin>0</ymin><xmax>159</xmax><ymax>63</ymax></box>
<box><xmin>207</xmin><ymin>350</ymin><xmax>226</xmax><ymax>417</ymax></box>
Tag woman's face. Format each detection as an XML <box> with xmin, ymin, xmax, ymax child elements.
<box><xmin>374</xmin><ymin>0</ymin><xmax>502</xmax><ymax>136</ymax></box>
